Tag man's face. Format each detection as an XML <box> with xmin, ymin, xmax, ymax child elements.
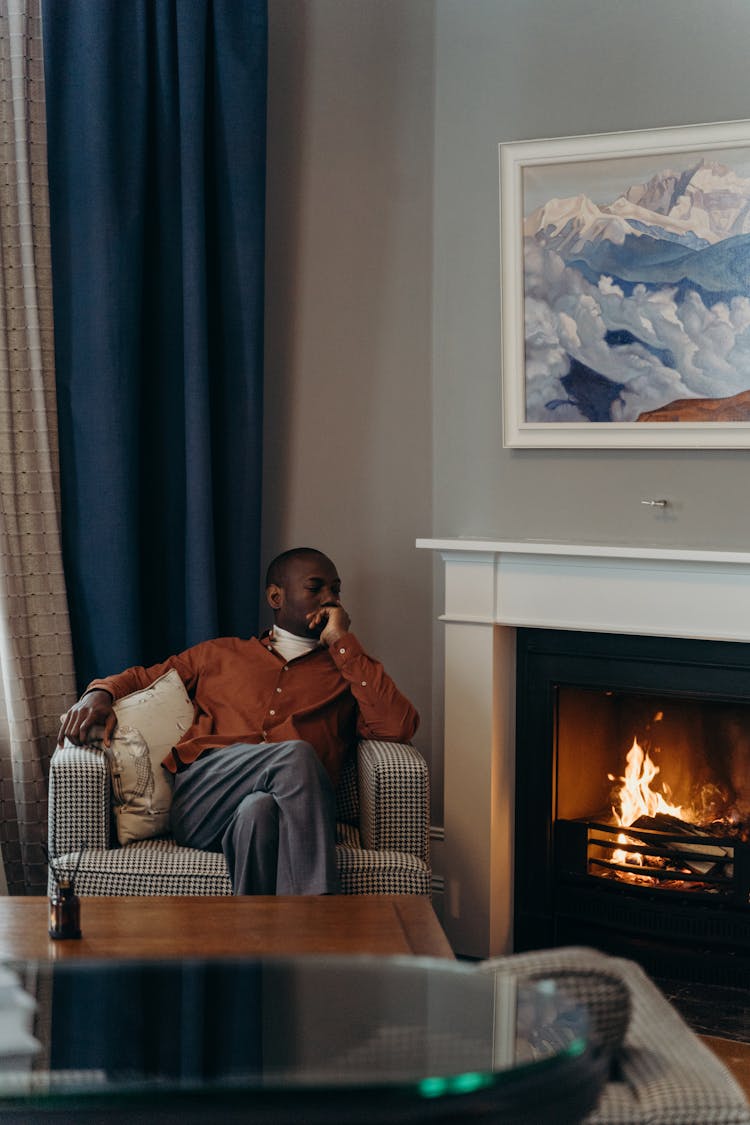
<box><xmin>267</xmin><ymin>553</ymin><xmax>342</xmax><ymax>639</ymax></box>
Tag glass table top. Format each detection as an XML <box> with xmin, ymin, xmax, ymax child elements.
<box><xmin>0</xmin><ymin>955</ymin><xmax>608</xmax><ymax>1123</ymax></box>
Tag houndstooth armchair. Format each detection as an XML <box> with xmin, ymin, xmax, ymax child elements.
<box><xmin>47</xmin><ymin>738</ymin><xmax>431</xmax><ymax>897</ymax></box>
<box><xmin>479</xmin><ymin>947</ymin><xmax>750</xmax><ymax>1124</ymax></box>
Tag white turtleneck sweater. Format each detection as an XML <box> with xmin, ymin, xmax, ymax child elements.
<box><xmin>269</xmin><ymin>624</ymin><xmax>321</xmax><ymax>663</ymax></box>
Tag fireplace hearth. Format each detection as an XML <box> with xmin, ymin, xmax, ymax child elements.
<box><xmin>515</xmin><ymin>627</ymin><xmax>750</xmax><ymax>986</ymax></box>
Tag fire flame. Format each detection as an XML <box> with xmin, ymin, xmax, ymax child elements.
<box><xmin>609</xmin><ymin>737</ymin><xmax>685</xmax><ymax>866</ymax></box>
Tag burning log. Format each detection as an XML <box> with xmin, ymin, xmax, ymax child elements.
<box><xmin>631</xmin><ymin>813</ymin><xmax>733</xmax><ymax>875</ymax></box>
<box><xmin>634</xmin><ymin>813</ymin><xmax>709</xmax><ymax>835</ymax></box>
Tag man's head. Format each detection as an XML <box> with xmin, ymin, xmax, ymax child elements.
<box><xmin>265</xmin><ymin>548</ymin><xmax>342</xmax><ymax>639</ymax></box>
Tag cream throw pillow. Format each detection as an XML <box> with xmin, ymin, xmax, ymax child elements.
<box><xmin>103</xmin><ymin>670</ymin><xmax>194</xmax><ymax>845</ymax></box>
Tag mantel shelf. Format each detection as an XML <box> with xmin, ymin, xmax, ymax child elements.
<box><xmin>417</xmin><ymin>537</ymin><xmax>750</xmax><ymax>566</ymax></box>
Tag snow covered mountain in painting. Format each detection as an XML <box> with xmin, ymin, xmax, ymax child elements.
<box><xmin>527</xmin><ymin>161</ymin><xmax>750</xmax><ymax>252</ymax></box>
<box><xmin>523</xmin><ymin>159</ymin><xmax>750</xmax><ymax>423</ymax></box>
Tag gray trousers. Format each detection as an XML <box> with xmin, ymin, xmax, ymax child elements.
<box><xmin>169</xmin><ymin>741</ymin><xmax>339</xmax><ymax>895</ymax></box>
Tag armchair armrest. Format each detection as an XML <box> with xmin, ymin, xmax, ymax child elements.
<box><xmin>357</xmin><ymin>740</ymin><xmax>429</xmax><ymax>862</ymax></box>
<box><xmin>47</xmin><ymin>744</ymin><xmax>111</xmax><ymax>857</ymax></box>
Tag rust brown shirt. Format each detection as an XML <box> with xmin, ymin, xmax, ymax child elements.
<box><xmin>85</xmin><ymin>631</ymin><xmax>419</xmax><ymax>785</ymax></box>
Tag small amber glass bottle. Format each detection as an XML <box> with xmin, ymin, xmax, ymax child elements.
<box><xmin>48</xmin><ymin>880</ymin><xmax>81</xmax><ymax>940</ymax></box>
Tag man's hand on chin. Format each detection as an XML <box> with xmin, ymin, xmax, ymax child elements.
<box><xmin>308</xmin><ymin>605</ymin><xmax>351</xmax><ymax>648</ymax></box>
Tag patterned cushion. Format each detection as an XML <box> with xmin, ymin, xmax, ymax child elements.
<box><xmin>336</xmin><ymin>845</ymin><xmax>431</xmax><ymax>896</ymax></box>
<box><xmin>54</xmin><ymin>839</ymin><xmax>232</xmax><ymax>896</ymax></box>
<box><xmin>53</xmin><ymin>839</ymin><xmax>431</xmax><ymax>897</ymax></box>
<box><xmin>105</xmin><ymin>670</ymin><xmax>194</xmax><ymax>844</ymax></box>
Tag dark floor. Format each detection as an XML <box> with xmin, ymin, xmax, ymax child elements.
<box><xmin>654</xmin><ymin>977</ymin><xmax>750</xmax><ymax>1043</ymax></box>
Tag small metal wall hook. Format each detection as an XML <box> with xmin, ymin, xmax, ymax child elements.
<box><xmin>640</xmin><ymin>499</ymin><xmax>668</xmax><ymax>508</ymax></box>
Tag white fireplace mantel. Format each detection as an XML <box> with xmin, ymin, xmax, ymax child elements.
<box><xmin>416</xmin><ymin>537</ymin><xmax>750</xmax><ymax>957</ymax></box>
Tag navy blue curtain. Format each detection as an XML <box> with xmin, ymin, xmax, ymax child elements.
<box><xmin>42</xmin><ymin>0</ymin><xmax>267</xmax><ymax>690</ymax></box>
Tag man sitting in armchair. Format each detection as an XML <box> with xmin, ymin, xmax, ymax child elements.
<box><xmin>57</xmin><ymin>547</ymin><xmax>419</xmax><ymax>896</ymax></box>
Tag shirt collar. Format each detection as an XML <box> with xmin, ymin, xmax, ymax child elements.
<box><xmin>267</xmin><ymin>624</ymin><xmax>321</xmax><ymax>662</ymax></box>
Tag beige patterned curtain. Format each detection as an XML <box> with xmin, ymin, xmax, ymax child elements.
<box><xmin>0</xmin><ymin>0</ymin><xmax>76</xmax><ymax>894</ymax></box>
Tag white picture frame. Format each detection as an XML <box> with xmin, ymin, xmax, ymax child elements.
<box><xmin>499</xmin><ymin>119</ymin><xmax>750</xmax><ymax>448</ymax></box>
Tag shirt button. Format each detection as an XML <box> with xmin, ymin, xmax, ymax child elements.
<box><xmin>269</xmin><ymin>709</ymin><xmax>276</xmax><ymax>716</ymax></box>
<box><xmin>339</xmin><ymin>647</ymin><xmax>346</xmax><ymax>655</ymax></box>
<box><xmin>276</xmin><ymin>687</ymin><xmax>282</xmax><ymax>693</ymax></box>
<box><xmin>283</xmin><ymin>665</ymin><xmax>289</xmax><ymax>672</ymax></box>
<box><xmin>361</xmin><ymin>681</ymin><xmax>367</xmax><ymax>687</ymax></box>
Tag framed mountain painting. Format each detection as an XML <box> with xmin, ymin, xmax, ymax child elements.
<box><xmin>500</xmin><ymin>119</ymin><xmax>750</xmax><ymax>447</ymax></box>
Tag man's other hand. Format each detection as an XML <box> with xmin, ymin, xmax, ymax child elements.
<box><xmin>57</xmin><ymin>690</ymin><xmax>116</xmax><ymax>748</ymax></box>
<box><xmin>308</xmin><ymin>605</ymin><xmax>351</xmax><ymax>648</ymax></box>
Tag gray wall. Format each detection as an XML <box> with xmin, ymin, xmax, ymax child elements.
<box><xmin>263</xmin><ymin>2</ymin><xmax>436</xmax><ymax>779</ymax></box>
<box><xmin>434</xmin><ymin>0</ymin><xmax>750</xmax><ymax>548</ymax></box>
<box><xmin>265</xmin><ymin>0</ymin><xmax>750</xmax><ymax>830</ymax></box>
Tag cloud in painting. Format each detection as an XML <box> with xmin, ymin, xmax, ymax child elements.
<box><xmin>522</xmin><ymin>158</ymin><xmax>750</xmax><ymax>422</ymax></box>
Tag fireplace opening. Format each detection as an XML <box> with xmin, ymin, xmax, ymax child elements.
<box><xmin>557</xmin><ymin>686</ymin><xmax>750</xmax><ymax>900</ymax></box>
<box><xmin>515</xmin><ymin>628</ymin><xmax>750</xmax><ymax>988</ymax></box>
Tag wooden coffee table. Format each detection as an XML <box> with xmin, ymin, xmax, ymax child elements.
<box><xmin>0</xmin><ymin>895</ymin><xmax>453</xmax><ymax>960</ymax></box>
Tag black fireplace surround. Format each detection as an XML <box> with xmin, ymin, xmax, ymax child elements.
<box><xmin>514</xmin><ymin>627</ymin><xmax>750</xmax><ymax>987</ymax></box>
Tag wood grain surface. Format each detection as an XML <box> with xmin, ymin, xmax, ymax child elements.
<box><xmin>0</xmin><ymin>895</ymin><xmax>454</xmax><ymax>961</ymax></box>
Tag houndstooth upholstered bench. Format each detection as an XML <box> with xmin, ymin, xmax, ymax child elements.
<box><xmin>47</xmin><ymin>738</ymin><xmax>431</xmax><ymax>897</ymax></box>
<box><xmin>480</xmin><ymin>946</ymin><xmax>750</xmax><ymax>1125</ymax></box>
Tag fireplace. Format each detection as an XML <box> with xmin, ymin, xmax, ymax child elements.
<box><xmin>515</xmin><ymin>627</ymin><xmax>750</xmax><ymax>986</ymax></box>
<box><xmin>416</xmin><ymin>538</ymin><xmax>750</xmax><ymax>959</ymax></box>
